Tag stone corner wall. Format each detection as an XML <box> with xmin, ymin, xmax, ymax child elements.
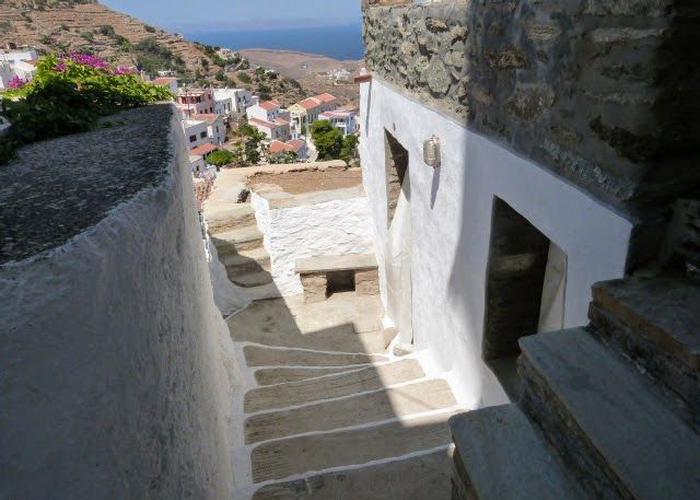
<box><xmin>363</xmin><ymin>0</ymin><xmax>700</xmax><ymax>215</ymax></box>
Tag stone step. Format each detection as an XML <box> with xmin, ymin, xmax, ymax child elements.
<box><xmin>252</xmin><ymin>449</ymin><xmax>452</xmax><ymax>500</ymax></box>
<box><xmin>245</xmin><ymin>378</ymin><xmax>456</xmax><ymax>444</ymax></box>
<box><xmin>243</xmin><ymin>345</ymin><xmax>388</xmax><ymax>368</ymax></box>
<box><xmin>230</xmin><ymin>270</ymin><xmax>274</xmax><ymax>288</ymax></box>
<box><xmin>590</xmin><ymin>276</ymin><xmax>700</xmax><ymax>420</ymax></box>
<box><xmin>212</xmin><ymin>225</ymin><xmax>264</xmax><ymax>254</ymax></box>
<box><xmin>519</xmin><ymin>328</ymin><xmax>700</xmax><ymax>500</ymax></box>
<box><xmin>206</xmin><ymin>204</ymin><xmax>256</xmax><ymax>235</ymax></box>
<box><xmin>254</xmin><ymin>366</ymin><xmax>357</xmax><ymax>386</ymax></box>
<box><xmin>245</xmin><ymin>282</ymin><xmax>283</xmax><ymax>301</ymax></box>
<box><xmin>245</xmin><ymin>359</ymin><xmax>425</xmax><ymax>412</ymax></box>
<box><xmin>250</xmin><ymin>412</ymin><xmax>454</xmax><ymax>483</ymax></box>
<box><xmin>449</xmin><ymin>405</ymin><xmax>585</xmax><ymax>500</ymax></box>
<box><xmin>221</xmin><ymin>246</ymin><xmax>271</xmax><ymax>275</ymax></box>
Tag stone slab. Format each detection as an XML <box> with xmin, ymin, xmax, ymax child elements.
<box><xmin>254</xmin><ymin>367</ymin><xmax>356</xmax><ymax>386</ymax></box>
<box><xmin>449</xmin><ymin>405</ymin><xmax>584</xmax><ymax>500</ymax></box>
<box><xmin>519</xmin><ymin>328</ymin><xmax>700</xmax><ymax>500</ymax></box>
<box><xmin>592</xmin><ymin>276</ymin><xmax>700</xmax><ymax>371</ymax></box>
<box><xmin>206</xmin><ymin>204</ymin><xmax>257</xmax><ymax>234</ymax></box>
<box><xmin>222</xmin><ymin>247</ymin><xmax>271</xmax><ymax>274</ymax></box>
<box><xmin>243</xmin><ymin>345</ymin><xmax>388</xmax><ymax>368</ymax></box>
<box><xmin>252</xmin><ymin>449</ymin><xmax>452</xmax><ymax>500</ymax></box>
<box><xmin>300</xmin><ymin>274</ymin><xmax>327</xmax><ymax>304</ymax></box>
<box><xmin>244</xmin><ymin>359</ymin><xmax>425</xmax><ymax>412</ymax></box>
<box><xmin>229</xmin><ymin>294</ymin><xmax>385</xmax><ymax>353</ymax></box>
<box><xmin>296</xmin><ymin>253</ymin><xmax>378</xmax><ymax>274</ymax></box>
<box><xmin>245</xmin><ymin>378</ymin><xmax>455</xmax><ymax>444</ymax></box>
<box><xmin>231</xmin><ymin>270</ymin><xmax>274</xmax><ymax>288</ymax></box>
<box><xmin>211</xmin><ymin>225</ymin><xmax>264</xmax><ymax>253</ymax></box>
<box><xmin>251</xmin><ymin>412</ymin><xmax>454</xmax><ymax>482</ymax></box>
<box><xmin>356</xmin><ymin>268</ymin><xmax>380</xmax><ymax>296</ymax></box>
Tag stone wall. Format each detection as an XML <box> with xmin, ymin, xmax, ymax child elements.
<box><xmin>363</xmin><ymin>0</ymin><xmax>700</xmax><ymax>215</ymax></box>
<box><xmin>0</xmin><ymin>105</ymin><xmax>238</xmax><ymax>499</ymax></box>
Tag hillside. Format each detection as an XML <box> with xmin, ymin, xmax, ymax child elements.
<box><xmin>0</xmin><ymin>0</ymin><xmax>307</xmax><ymax>104</ymax></box>
<box><xmin>240</xmin><ymin>49</ymin><xmax>362</xmax><ymax>105</ymax></box>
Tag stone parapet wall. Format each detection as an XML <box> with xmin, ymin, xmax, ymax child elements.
<box><xmin>363</xmin><ymin>0</ymin><xmax>700</xmax><ymax>213</ymax></box>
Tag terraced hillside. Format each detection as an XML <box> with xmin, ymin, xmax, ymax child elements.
<box><xmin>0</xmin><ymin>0</ymin><xmax>308</xmax><ymax>102</ymax></box>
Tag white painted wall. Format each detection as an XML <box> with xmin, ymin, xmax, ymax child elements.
<box><xmin>0</xmin><ymin>111</ymin><xmax>242</xmax><ymax>499</ymax></box>
<box><xmin>359</xmin><ymin>78</ymin><xmax>633</xmax><ymax>409</ymax></box>
<box><xmin>251</xmin><ymin>192</ymin><xmax>375</xmax><ymax>295</ymax></box>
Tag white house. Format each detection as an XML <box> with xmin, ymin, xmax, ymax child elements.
<box><xmin>182</xmin><ymin>119</ymin><xmax>211</xmax><ymax>150</ymax></box>
<box><xmin>214</xmin><ymin>88</ymin><xmax>255</xmax><ymax>114</ymax></box>
<box><xmin>289</xmin><ymin>93</ymin><xmax>339</xmax><ymax>139</ymax></box>
<box><xmin>214</xmin><ymin>95</ymin><xmax>233</xmax><ymax>118</ymax></box>
<box><xmin>0</xmin><ymin>48</ymin><xmax>38</xmax><ymax>65</ymax></box>
<box><xmin>319</xmin><ymin>107</ymin><xmax>359</xmax><ymax>136</ymax></box>
<box><xmin>246</xmin><ymin>99</ymin><xmax>284</xmax><ymax>122</ymax></box>
<box><xmin>152</xmin><ymin>77</ymin><xmax>178</xmax><ymax>94</ymax></box>
<box><xmin>193</xmin><ymin>114</ymin><xmax>227</xmax><ymax>146</ymax></box>
<box><xmin>248</xmin><ymin>117</ymin><xmax>291</xmax><ymax>142</ymax></box>
<box><xmin>0</xmin><ymin>62</ymin><xmax>14</xmax><ymax>89</ymax></box>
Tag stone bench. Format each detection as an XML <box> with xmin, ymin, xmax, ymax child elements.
<box><xmin>295</xmin><ymin>253</ymin><xmax>380</xmax><ymax>303</ymax></box>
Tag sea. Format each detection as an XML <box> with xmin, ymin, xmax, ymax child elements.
<box><xmin>183</xmin><ymin>24</ymin><xmax>365</xmax><ymax>61</ymax></box>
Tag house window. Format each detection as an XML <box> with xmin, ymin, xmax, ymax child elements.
<box><xmin>200</xmin><ymin>131</ymin><xmax>207</xmax><ymax>139</ymax></box>
<box><xmin>189</xmin><ymin>135</ymin><xmax>196</xmax><ymax>143</ymax></box>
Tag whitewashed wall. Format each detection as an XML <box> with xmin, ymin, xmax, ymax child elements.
<box><xmin>252</xmin><ymin>192</ymin><xmax>375</xmax><ymax>295</ymax></box>
<box><xmin>0</xmin><ymin>109</ymin><xmax>241</xmax><ymax>499</ymax></box>
<box><xmin>359</xmin><ymin>78</ymin><xmax>633</xmax><ymax>408</ymax></box>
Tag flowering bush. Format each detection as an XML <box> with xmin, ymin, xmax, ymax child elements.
<box><xmin>7</xmin><ymin>76</ymin><xmax>27</xmax><ymax>90</ymax></box>
<box><xmin>1</xmin><ymin>53</ymin><xmax>173</xmax><ymax>164</ymax></box>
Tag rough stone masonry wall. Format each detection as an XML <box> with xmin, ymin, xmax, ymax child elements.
<box><xmin>363</xmin><ymin>0</ymin><xmax>700</xmax><ymax>215</ymax></box>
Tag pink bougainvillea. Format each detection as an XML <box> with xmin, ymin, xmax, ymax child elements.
<box><xmin>68</xmin><ymin>52</ymin><xmax>110</xmax><ymax>70</ymax></box>
<box><xmin>114</xmin><ymin>66</ymin><xmax>136</xmax><ymax>75</ymax></box>
<box><xmin>7</xmin><ymin>76</ymin><xmax>27</xmax><ymax>89</ymax></box>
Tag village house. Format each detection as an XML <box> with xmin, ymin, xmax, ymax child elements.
<box><xmin>248</xmin><ymin>116</ymin><xmax>291</xmax><ymax>142</ymax></box>
<box><xmin>246</xmin><ymin>99</ymin><xmax>286</xmax><ymax>123</ymax></box>
<box><xmin>319</xmin><ymin>106</ymin><xmax>359</xmax><ymax>136</ymax></box>
<box><xmin>289</xmin><ymin>93</ymin><xmax>338</xmax><ymax>139</ymax></box>
<box><xmin>192</xmin><ymin>113</ymin><xmax>227</xmax><ymax>146</ymax></box>
<box><xmin>214</xmin><ymin>88</ymin><xmax>256</xmax><ymax>114</ymax></box>
<box><xmin>0</xmin><ymin>47</ymin><xmax>37</xmax><ymax>65</ymax></box>
<box><xmin>176</xmin><ymin>88</ymin><xmax>215</xmax><ymax>118</ymax></box>
<box><xmin>181</xmin><ymin>119</ymin><xmax>210</xmax><ymax>150</ymax></box>
<box><xmin>213</xmin><ymin>94</ymin><xmax>233</xmax><ymax>118</ymax></box>
<box><xmin>268</xmin><ymin>138</ymin><xmax>308</xmax><ymax>160</ymax></box>
<box><xmin>151</xmin><ymin>76</ymin><xmax>178</xmax><ymax>94</ymax></box>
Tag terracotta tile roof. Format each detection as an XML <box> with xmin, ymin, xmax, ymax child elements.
<box><xmin>299</xmin><ymin>97</ymin><xmax>322</xmax><ymax>110</ymax></box>
<box><xmin>316</xmin><ymin>93</ymin><xmax>337</xmax><ymax>103</ymax></box>
<box><xmin>192</xmin><ymin>113</ymin><xmax>221</xmax><ymax>124</ymax></box>
<box><xmin>269</xmin><ymin>139</ymin><xmax>306</xmax><ymax>154</ymax></box>
<box><xmin>259</xmin><ymin>100</ymin><xmax>281</xmax><ymax>111</ymax></box>
<box><xmin>152</xmin><ymin>77</ymin><xmax>177</xmax><ymax>85</ymax></box>
<box><xmin>190</xmin><ymin>143</ymin><xmax>218</xmax><ymax>156</ymax></box>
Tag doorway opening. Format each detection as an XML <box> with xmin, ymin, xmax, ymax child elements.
<box><xmin>327</xmin><ymin>270</ymin><xmax>356</xmax><ymax>297</ymax></box>
<box><xmin>385</xmin><ymin>131</ymin><xmax>409</xmax><ymax>228</ymax></box>
<box><xmin>483</xmin><ymin>198</ymin><xmax>567</xmax><ymax>399</ymax></box>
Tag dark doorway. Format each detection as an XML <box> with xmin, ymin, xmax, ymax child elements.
<box><xmin>385</xmin><ymin>131</ymin><xmax>409</xmax><ymax>228</ymax></box>
<box><xmin>483</xmin><ymin>198</ymin><xmax>557</xmax><ymax>399</ymax></box>
<box><xmin>327</xmin><ymin>270</ymin><xmax>356</xmax><ymax>297</ymax></box>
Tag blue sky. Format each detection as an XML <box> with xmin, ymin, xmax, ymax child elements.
<box><xmin>101</xmin><ymin>0</ymin><xmax>363</xmax><ymax>32</ymax></box>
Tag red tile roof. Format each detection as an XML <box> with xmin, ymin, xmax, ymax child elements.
<box><xmin>269</xmin><ymin>139</ymin><xmax>306</xmax><ymax>154</ymax></box>
<box><xmin>190</xmin><ymin>143</ymin><xmax>218</xmax><ymax>156</ymax></box>
<box><xmin>259</xmin><ymin>100</ymin><xmax>281</xmax><ymax>111</ymax></box>
<box><xmin>299</xmin><ymin>97</ymin><xmax>322</xmax><ymax>110</ymax></box>
<box><xmin>152</xmin><ymin>77</ymin><xmax>177</xmax><ymax>86</ymax></box>
<box><xmin>192</xmin><ymin>113</ymin><xmax>222</xmax><ymax>124</ymax></box>
<box><xmin>249</xmin><ymin>117</ymin><xmax>288</xmax><ymax>129</ymax></box>
<box><xmin>316</xmin><ymin>93</ymin><xmax>337</xmax><ymax>103</ymax></box>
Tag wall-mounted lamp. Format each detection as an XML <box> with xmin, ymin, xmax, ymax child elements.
<box><xmin>423</xmin><ymin>135</ymin><xmax>441</xmax><ymax>168</ymax></box>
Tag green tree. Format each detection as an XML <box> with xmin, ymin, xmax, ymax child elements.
<box><xmin>340</xmin><ymin>134</ymin><xmax>359</xmax><ymax>165</ymax></box>
<box><xmin>207</xmin><ymin>149</ymin><xmax>236</xmax><ymax>167</ymax></box>
<box><xmin>237</xmin><ymin>72</ymin><xmax>251</xmax><ymax>84</ymax></box>
<box><xmin>311</xmin><ymin>120</ymin><xmax>343</xmax><ymax>160</ymax></box>
<box><xmin>269</xmin><ymin>151</ymin><xmax>297</xmax><ymax>164</ymax></box>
